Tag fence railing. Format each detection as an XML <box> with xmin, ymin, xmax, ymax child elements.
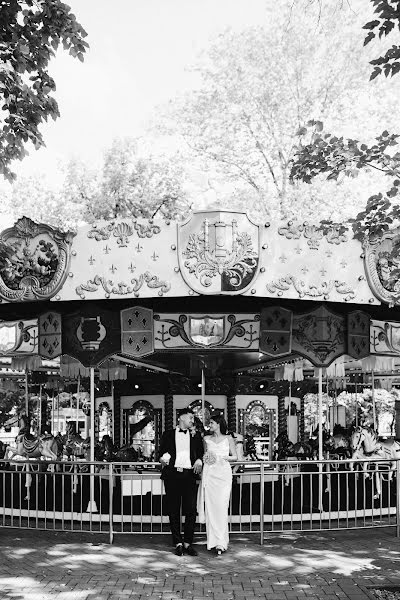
<box><xmin>0</xmin><ymin>457</ymin><xmax>398</xmax><ymax>544</ymax></box>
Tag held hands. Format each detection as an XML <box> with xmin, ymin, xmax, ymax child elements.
<box><xmin>193</xmin><ymin>458</ymin><xmax>203</xmax><ymax>475</ymax></box>
<box><xmin>160</xmin><ymin>452</ymin><xmax>171</xmax><ymax>467</ymax></box>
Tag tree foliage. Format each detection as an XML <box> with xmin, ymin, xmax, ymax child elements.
<box><xmin>0</xmin><ymin>0</ymin><xmax>88</xmax><ymax>182</ymax></box>
<box><xmin>363</xmin><ymin>0</ymin><xmax>400</xmax><ymax>80</ymax></box>
<box><xmin>0</xmin><ymin>390</ymin><xmax>23</xmax><ymax>429</ymax></box>
<box><xmin>2</xmin><ymin>138</ymin><xmax>191</xmax><ymax>229</ymax></box>
<box><xmin>290</xmin><ymin>121</ymin><xmax>400</xmax><ymax>239</ymax></box>
<box><xmin>157</xmin><ymin>0</ymin><xmax>398</xmax><ymax>223</ymax></box>
<box><xmin>85</xmin><ymin>138</ymin><xmax>191</xmax><ymax>223</ymax></box>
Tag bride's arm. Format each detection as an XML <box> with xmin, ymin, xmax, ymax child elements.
<box><xmin>227</xmin><ymin>436</ymin><xmax>238</xmax><ymax>461</ymax></box>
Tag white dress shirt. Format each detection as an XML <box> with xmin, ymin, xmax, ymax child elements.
<box><xmin>174</xmin><ymin>427</ymin><xmax>192</xmax><ymax>469</ymax></box>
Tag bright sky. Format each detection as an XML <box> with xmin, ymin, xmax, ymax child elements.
<box><xmin>14</xmin><ymin>0</ymin><xmax>269</xmax><ymax>178</ymax></box>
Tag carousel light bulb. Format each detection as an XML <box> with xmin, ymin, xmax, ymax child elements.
<box><xmin>134</xmin><ymin>384</ymin><xmax>139</xmax><ymax>389</ymax></box>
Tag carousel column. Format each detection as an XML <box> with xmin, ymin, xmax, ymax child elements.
<box><xmin>396</xmin><ymin>398</ymin><xmax>400</xmax><ymax>439</ymax></box>
<box><xmin>113</xmin><ymin>382</ymin><xmax>121</xmax><ymax>447</ymax></box>
<box><xmin>278</xmin><ymin>396</ymin><xmax>286</xmax><ymax>435</ymax></box>
<box><xmin>227</xmin><ymin>395</ymin><xmax>237</xmax><ymax>432</ymax></box>
<box><xmin>164</xmin><ymin>393</ymin><xmax>174</xmax><ymax>431</ymax></box>
<box><xmin>86</xmin><ymin>366</ymin><xmax>98</xmax><ymax>513</ymax></box>
<box><xmin>299</xmin><ymin>396</ymin><xmax>305</xmax><ymax>442</ymax></box>
<box><xmin>318</xmin><ymin>367</ymin><xmax>323</xmax><ymax>512</ymax></box>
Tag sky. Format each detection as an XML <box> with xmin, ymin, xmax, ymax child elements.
<box><xmin>13</xmin><ymin>0</ymin><xmax>269</xmax><ymax>178</ymax></box>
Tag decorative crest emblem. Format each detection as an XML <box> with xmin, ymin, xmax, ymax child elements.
<box><xmin>38</xmin><ymin>312</ymin><xmax>62</xmax><ymax>358</ymax></box>
<box><xmin>0</xmin><ymin>217</ymin><xmax>75</xmax><ymax>302</ymax></box>
<box><xmin>189</xmin><ymin>316</ymin><xmax>225</xmax><ymax>347</ymax></box>
<box><xmin>178</xmin><ymin>211</ymin><xmax>260</xmax><ymax>294</ymax></box>
<box><xmin>370</xmin><ymin>319</ymin><xmax>400</xmax><ymax>355</ymax></box>
<box><xmin>363</xmin><ymin>228</ymin><xmax>400</xmax><ymax>307</ymax></box>
<box><xmin>0</xmin><ymin>319</ymin><xmax>38</xmax><ymax>355</ymax></box>
<box><xmin>76</xmin><ymin>317</ymin><xmax>106</xmax><ymax>351</ymax></box>
<box><xmin>121</xmin><ymin>307</ymin><xmax>154</xmax><ymax>357</ymax></box>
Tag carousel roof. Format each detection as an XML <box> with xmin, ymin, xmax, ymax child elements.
<box><xmin>0</xmin><ymin>210</ymin><xmax>399</xmax><ymax>374</ymax></box>
<box><xmin>0</xmin><ymin>209</ymin><xmax>394</xmax><ymax>305</ymax></box>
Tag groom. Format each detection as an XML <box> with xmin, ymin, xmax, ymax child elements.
<box><xmin>159</xmin><ymin>407</ymin><xmax>203</xmax><ymax>556</ymax></box>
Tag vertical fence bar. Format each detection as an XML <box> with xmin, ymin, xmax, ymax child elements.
<box><xmin>260</xmin><ymin>462</ymin><xmax>264</xmax><ymax>545</ymax></box>
<box><xmin>396</xmin><ymin>459</ymin><xmax>400</xmax><ymax>537</ymax></box>
<box><xmin>109</xmin><ymin>463</ymin><xmax>114</xmax><ymax>543</ymax></box>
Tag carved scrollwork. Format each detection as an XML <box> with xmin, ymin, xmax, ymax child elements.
<box><xmin>75</xmin><ymin>271</ymin><xmax>171</xmax><ymax>298</ymax></box>
<box><xmin>278</xmin><ymin>221</ymin><xmax>348</xmax><ymax>247</ymax></box>
<box><xmin>0</xmin><ymin>217</ymin><xmax>75</xmax><ymax>302</ymax></box>
<box><xmin>154</xmin><ymin>313</ymin><xmax>260</xmax><ymax>349</ymax></box>
<box><xmin>363</xmin><ymin>232</ymin><xmax>400</xmax><ymax>307</ymax></box>
<box><xmin>87</xmin><ymin>220</ymin><xmax>161</xmax><ymax>243</ymax></box>
<box><xmin>278</xmin><ymin>221</ymin><xmax>304</xmax><ymax>239</ymax></box>
<box><xmin>266</xmin><ymin>276</ymin><xmax>355</xmax><ymax>301</ymax></box>
<box><xmin>134</xmin><ymin>222</ymin><xmax>161</xmax><ymax>238</ymax></box>
<box><xmin>325</xmin><ymin>224</ymin><xmax>348</xmax><ymax>245</ymax></box>
<box><xmin>87</xmin><ymin>224</ymin><xmax>113</xmax><ymax>241</ymax></box>
<box><xmin>303</xmin><ymin>224</ymin><xmax>323</xmax><ymax>249</ymax></box>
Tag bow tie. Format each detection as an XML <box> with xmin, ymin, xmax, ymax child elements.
<box><xmin>178</xmin><ymin>428</ymin><xmax>188</xmax><ymax>434</ymax></box>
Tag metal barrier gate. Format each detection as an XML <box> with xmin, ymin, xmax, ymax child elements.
<box><xmin>0</xmin><ymin>458</ymin><xmax>398</xmax><ymax>544</ymax></box>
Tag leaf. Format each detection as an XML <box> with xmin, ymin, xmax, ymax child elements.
<box><xmin>363</xmin><ymin>20</ymin><xmax>380</xmax><ymax>30</ymax></box>
<box><xmin>370</xmin><ymin>67</ymin><xmax>382</xmax><ymax>80</ymax></box>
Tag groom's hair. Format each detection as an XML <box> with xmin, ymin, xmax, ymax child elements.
<box><xmin>210</xmin><ymin>413</ymin><xmax>228</xmax><ymax>434</ymax></box>
<box><xmin>179</xmin><ymin>407</ymin><xmax>195</xmax><ymax>417</ymax></box>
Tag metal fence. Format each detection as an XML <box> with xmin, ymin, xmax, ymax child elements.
<box><xmin>0</xmin><ymin>458</ymin><xmax>398</xmax><ymax>544</ymax></box>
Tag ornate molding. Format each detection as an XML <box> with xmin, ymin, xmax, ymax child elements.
<box><xmin>0</xmin><ymin>217</ymin><xmax>74</xmax><ymax>302</ymax></box>
<box><xmin>87</xmin><ymin>220</ymin><xmax>161</xmax><ymax>244</ymax></box>
<box><xmin>363</xmin><ymin>231</ymin><xmax>400</xmax><ymax>307</ymax></box>
<box><xmin>278</xmin><ymin>221</ymin><xmax>304</xmax><ymax>239</ymax></box>
<box><xmin>75</xmin><ymin>272</ymin><xmax>171</xmax><ymax>298</ymax></box>
<box><xmin>303</xmin><ymin>224</ymin><xmax>323</xmax><ymax>249</ymax></box>
<box><xmin>134</xmin><ymin>222</ymin><xmax>161</xmax><ymax>238</ymax></box>
<box><xmin>278</xmin><ymin>221</ymin><xmax>348</xmax><ymax>248</ymax></box>
<box><xmin>154</xmin><ymin>313</ymin><xmax>260</xmax><ymax>349</ymax></box>
<box><xmin>266</xmin><ymin>276</ymin><xmax>355</xmax><ymax>301</ymax></box>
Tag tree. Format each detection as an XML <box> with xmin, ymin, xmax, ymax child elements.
<box><xmin>290</xmin><ymin>1</ymin><xmax>400</xmax><ymax>236</ymax></box>
<box><xmin>157</xmin><ymin>0</ymin><xmax>399</xmax><ymax>223</ymax></box>
<box><xmin>1</xmin><ymin>138</ymin><xmax>191</xmax><ymax>229</ymax></box>
<box><xmin>84</xmin><ymin>138</ymin><xmax>191</xmax><ymax>223</ymax></box>
<box><xmin>0</xmin><ymin>0</ymin><xmax>88</xmax><ymax>182</ymax></box>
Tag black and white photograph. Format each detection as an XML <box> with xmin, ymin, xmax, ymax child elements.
<box><xmin>1</xmin><ymin>1</ymin><xmax>400</xmax><ymax>599</ymax></box>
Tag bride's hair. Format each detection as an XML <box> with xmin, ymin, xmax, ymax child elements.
<box><xmin>210</xmin><ymin>413</ymin><xmax>228</xmax><ymax>434</ymax></box>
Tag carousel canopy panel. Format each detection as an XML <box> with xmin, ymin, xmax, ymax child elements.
<box><xmin>0</xmin><ymin>210</ymin><xmax>393</xmax><ymax>305</ymax></box>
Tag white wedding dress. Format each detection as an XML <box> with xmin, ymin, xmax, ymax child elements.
<box><xmin>197</xmin><ymin>436</ymin><xmax>232</xmax><ymax>551</ymax></box>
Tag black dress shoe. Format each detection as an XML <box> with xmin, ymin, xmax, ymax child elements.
<box><xmin>184</xmin><ymin>545</ymin><xmax>198</xmax><ymax>556</ymax></box>
<box><xmin>175</xmin><ymin>544</ymin><xmax>184</xmax><ymax>556</ymax></box>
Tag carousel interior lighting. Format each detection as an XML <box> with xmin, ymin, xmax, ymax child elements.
<box><xmin>134</xmin><ymin>384</ymin><xmax>139</xmax><ymax>389</ymax></box>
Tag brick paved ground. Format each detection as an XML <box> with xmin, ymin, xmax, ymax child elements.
<box><xmin>0</xmin><ymin>527</ymin><xmax>399</xmax><ymax>599</ymax></box>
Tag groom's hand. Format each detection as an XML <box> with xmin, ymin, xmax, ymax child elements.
<box><xmin>193</xmin><ymin>459</ymin><xmax>202</xmax><ymax>475</ymax></box>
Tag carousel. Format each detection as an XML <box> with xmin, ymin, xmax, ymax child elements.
<box><xmin>0</xmin><ymin>210</ymin><xmax>400</xmax><ymax>537</ymax></box>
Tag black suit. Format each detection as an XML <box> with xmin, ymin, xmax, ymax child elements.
<box><xmin>159</xmin><ymin>428</ymin><xmax>204</xmax><ymax>545</ymax></box>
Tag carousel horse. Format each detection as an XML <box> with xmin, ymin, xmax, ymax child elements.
<box><xmin>350</xmin><ymin>425</ymin><xmax>400</xmax><ymax>499</ymax></box>
<box><xmin>274</xmin><ymin>432</ymin><xmax>313</xmax><ymax>486</ymax></box>
<box><xmin>61</xmin><ymin>422</ymin><xmax>89</xmax><ymax>459</ymax></box>
<box><xmin>3</xmin><ymin>415</ymin><xmax>58</xmax><ymax>500</ymax></box>
<box><xmin>324</xmin><ymin>425</ymin><xmax>352</xmax><ymax>461</ymax></box>
<box><xmin>10</xmin><ymin>414</ymin><xmax>58</xmax><ymax>461</ymax></box>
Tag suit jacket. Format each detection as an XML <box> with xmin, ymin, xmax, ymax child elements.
<box><xmin>159</xmin><ymin>428</ymin><xmax>204</xmax><ymax>480</ymax></box>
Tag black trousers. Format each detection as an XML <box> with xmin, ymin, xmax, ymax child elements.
<box><xmin>163</xmin><ymin>470</ymin><xmax>197</xmax><ymax>545</ymax></box>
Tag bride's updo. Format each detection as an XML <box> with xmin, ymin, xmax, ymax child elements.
<box><xmin>210</xmin><ymin>413</ymin><xmax>228</xmax><ymax>434</ymax></box>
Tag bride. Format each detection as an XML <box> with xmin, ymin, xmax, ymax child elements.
<box><xmin>197</xmin><ymin>413</ymin><xmax>237</xmax><ymax>555</ymax></box>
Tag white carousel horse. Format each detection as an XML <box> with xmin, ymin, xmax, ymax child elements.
<box><xmin>350</xmin><ymin>425</ymin><xmax>400</xmax><ymax>499</ymax></box>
